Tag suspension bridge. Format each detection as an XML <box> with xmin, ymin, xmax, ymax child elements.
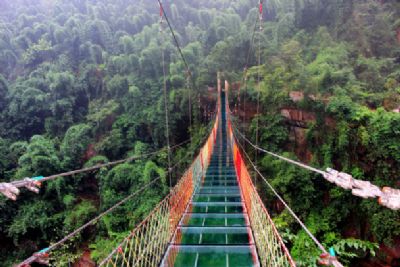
<box><xmin>7</xmin><ymin>78</ymin><xmax>398</xmax><ymax>267</ymax></box>
<box><xmin>0</xmin><ymin>1</ymin><xmax>398</xmax><ymax>267</ymax></box>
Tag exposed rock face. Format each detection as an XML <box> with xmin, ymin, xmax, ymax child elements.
<box><xmin>280</xmin><ymin>108</ymin><xmax>316</xmax><ymax>123</ymax></box>
<box><xmin>292</xmin><ymin>127</ymin><xmax>313</xmax><ymax>162</ymax></box>
<box><xmin>280</xmin><ymin>108</ymin><xmax>336</xmax><ymax>162</ymax></box>
<box><xmin>280</xmin><ymin>108</ymin><xmax>315</xmax><ymax>162</ymax></box>
<box><xmin>280</xmin><ymin>106</ymin><xmax>400</xmax><ymax>267</ymax></box>
<box><xmin>74</xmin><ymin>250</ymin><xmax>95</xmax><ymax>267</ymax></box>
<box><xmin>83</xmin><ymin>143</ymin><xmax>96</xmax><ymax>162</ymax></box>
<box><xmin>397</xmin><ymin>28</ymin><xmax>400</xmax><ymax>44</ymax></box>
<box><xmin>380</xmin><ymin>237</ymin><xmax>400</xmax><ymax>267</ymax></box>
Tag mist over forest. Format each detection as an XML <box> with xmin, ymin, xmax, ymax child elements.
<box><xmin>0</xmin><ymin>0</ymin><xmax>399</xmax><ymax>266</ymax></box>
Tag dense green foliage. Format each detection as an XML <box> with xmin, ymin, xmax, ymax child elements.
<box><xmin>236</xmin><ymin>1</ymin><xmax>400</xmax><ymax>266</ymax></box>
<box><xmin>0</xmin><ymin>0</ymin><xmax>399</xmax><ymax>266</ymax></box>
<box><xmin>0</xmin><ymin>0</ymin><xmax>218</xmax><ymax>265</ymax></box>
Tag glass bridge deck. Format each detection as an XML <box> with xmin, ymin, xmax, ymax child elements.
<box><xmin>160</xmin><ymin>93</ymin><xmax>259</xmax><ymax>267</ymax></box>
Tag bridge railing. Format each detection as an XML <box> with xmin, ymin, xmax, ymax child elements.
<box><xmin>227</xmin><ymin>119</ymin><xmax>296</xmax><ymax>267</ymax></box>
<box><xmin>99</xmin><ymin>116</ymin><xmax>219</xmax><ymax>267</ymax></box>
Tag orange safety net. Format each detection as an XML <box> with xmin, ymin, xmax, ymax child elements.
<box><xmin>169</xmin><ymin>169</ymin><xmax>193</xmax><ymax>234</ymax></box>
<box><xmin>100</xmin><ymin>115</ymin><xmax>219</xmax><ymax>267</ymax></box>
<box><xmin>228</xmin><ymin>115</ymin><xmax>296</xmax><ymax>266</ymax></box>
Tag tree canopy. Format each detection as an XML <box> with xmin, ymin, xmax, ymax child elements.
<box><xmin>0</xmin><ymin>0</ymin><xmax>399</xmax><ymax>266</ymax></box>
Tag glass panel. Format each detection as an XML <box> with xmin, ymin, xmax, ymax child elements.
<box><xmin>161</xmin><ymin>245</ymin><xmax>259</xmax><ymax>267</ymax></box>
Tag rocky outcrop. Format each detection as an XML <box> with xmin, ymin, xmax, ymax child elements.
<box><xmin>397</xmin><ymin>28</ymin><xmax>400</xmax><ymax>44</ymax></box>
<box><xmin>281</xmin><ymin>108</ymin><xmax>336</xmax><ymax>127</ymax></box>
<box><xmin>280</xmin><ymin>108</ymin><xmax>315</xmax><ymax>162</ymax></box>
<box><xmin>280</xmin><ymin>108</ymin><xmax>336</xmax><ymax>162</ymax></box>
<box><xmin>280</xmin><ymin>108</ymin><xmax>316</xmax><ymax>124</ymax></box>
<box><xmin>380</xmin><ymin>237</ymin><xmax>400</xmax><ymax>267</ymax></box>
<box><xmin>74</xmin><ymin>250</ymin><xmax>95</xmax><ymax>267</ymax></box>
<box><xmin>83</xmin><ymin>144</ymin><xmax>96</xmax><ymax>162</ymax></box>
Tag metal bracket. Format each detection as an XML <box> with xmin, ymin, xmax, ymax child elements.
<box><xmin>0</xmin><ymin>182</ymin><xmax>19</xmax><ymax>200</ymax></box>
<box><xmin>379</xmin><ymin>187</ymin><xmax>400</xmax><ymax>210</ymax></box>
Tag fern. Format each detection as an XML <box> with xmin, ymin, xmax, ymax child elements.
<box><xmin>333</xmin><ymin>238</ymin><xmax>379</xmax><ymax>264</ymax></box>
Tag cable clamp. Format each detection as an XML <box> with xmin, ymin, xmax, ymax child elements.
<box><xmin>378</xmin><ymin>187</ymin><xmax>400</xmax><ymax>210</ymax></box>
<box><xmin>351</xmin><ymin>179</ymin><xmax>381</xmax><ymax>199</ymax></box>
<box><xmin>324</xmin><ymin>168</ymin><xmax>353</xmax><ymax>190</ymax></box>
<box><xmin>318</xmin><ymin>248</ymin><xmax>343</xmax><ymax>267</ymax></box>
<box><xmin>23</xmin><ymin>178</ymin><xmax>41</xmax><ymax>194</ymax></box>
<box><xmin>0</xmin><ymin>182</ymin><xmax>19</xmax><ymax>200</ymax></box>
<box><xmin>32</xmin><ymin>248</ymin><xmax>50</xmax><ymax>265</ymax></box>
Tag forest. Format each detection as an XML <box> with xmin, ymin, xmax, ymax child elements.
<box><xmin>0</xmin><ymin>0</ymin><xmax>399</xmax><ymax>266</ymax></box>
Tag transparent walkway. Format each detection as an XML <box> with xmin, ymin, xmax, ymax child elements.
<box><xmin>161</xmin><ymin>92</ymin><xmax>259</xmax><ymax>267</ymax></box>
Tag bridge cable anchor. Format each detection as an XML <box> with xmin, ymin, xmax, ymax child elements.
<box><xmin>318</xmin><ymin>248</ymin><xmax>343</xmax><ymax>267</ymax></box>
<box><xmin>29</xmin><ymin>248</ymin><xmax>50</xmax><ymax>266</ymax></box>
<box><xmin>23</xmin><ymin>178</ymin><xmax>41</xmax><ymax>194</ymax></box>
<box><xmin>379</xmin><ymin>187</ymin><xmax>400</xmax><ymax>210</ymax></box>
<box><xmin>0</xmin><ymin>182</ymin><xmax>19</xmax><ymax>200</ymax></box>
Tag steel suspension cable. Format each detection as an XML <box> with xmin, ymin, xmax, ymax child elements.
<box><xmin>16</xmin><ymin>135</ymin><xmax>196</xmax><ymax>266</ymax></box>
<box><xmin>187</xmin><ymin>73</ymin><xmax>192</xmax><ymax>140</ymax></box>
<box><xmin>17</xmin><ymin>112</ymin><xmax>215</xmax><ymax>266</ymax></box>
<box><xmin>0</xmin><ymin>140</ymin><xmax>190</xmax><ymax>201</ymax></box>
<box><xmin>240</xmin><ymin>17</ymin><xmax>258</xmax><ymax>150</ymax></box>
<box><xmin>159</xmin><ymin>7</ymin><xmax>173</xmax><ymax>190</ymax></box>
<box><xmin>17</xmin><ymin>174</ymin><xmax>163</xmax><ymax>267</ymax></box>
<box><xmin>157</xmin><ymin>0</ymin><xmax>191</xmax><ymax>81</ymax></box>
<box><xmin>170</xmin><ymin>117</ymin><xmax>215</xmax><ymax>172</ymax></box>
<box><xmin>98</xmin><ymin>120</ymin><xmax>215</xmax><ymax>266</ymax></box>
<box><xmin>234</xmin><ymin>129</ymin><xmax>329</xmax><ymax>252</ymax></box>
<box><xmin>244</xmin><ymin>20</ymin><xmax>259</xmax><ymax>73</ymax></box>
<box><xmin>231</xmin><ymin>124</ymin><xmax>345</xmax><ymax>267</ymax></box>
<box><xmin>158</xmin><ymin>0</ymin><xmax>194</xmax><ymax>133</ymax></box>
<box><xmin>255</xmin><ymin>0</ymin><xmax>263</xmax><ymax>165</ymax></box>
<box><xmin>231</xmin><ymin>118</ymin><xmax>400</xmax><ymax>211</ymax></box>
<box><xmin>235</xmin><ymin>124</ymin><xmax>325</xmax><ymax>175</ymax></box>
